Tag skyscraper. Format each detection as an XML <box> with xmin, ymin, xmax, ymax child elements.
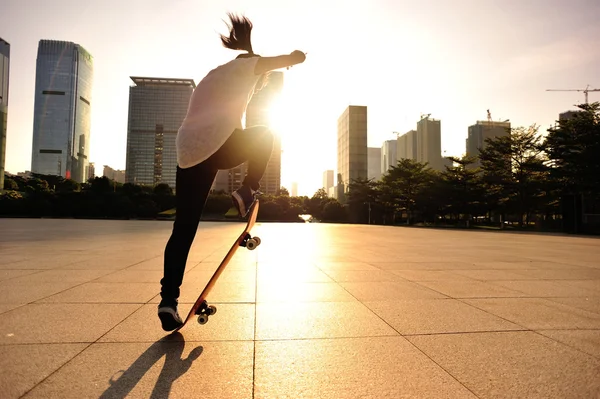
<box><xmin>215</xmin><ymin>72</ymin><xmax>284</xmax><ymax>195</ymax></box>
<box><xmin>31</xmin><ymin>40</ymin><xmax>93</xmax><ymax>183</ymax></box>
<box><xmin>397</xmin><ymin>129</ymin><xmax>417</xmax><ymax>161</ymax></box>
<box><xmin>368</xmin><ymin>147</ymin><xmax>382</xmax><ymax>180</ymax></box>
<box><xmin>125</xmin><ymin>77</ymin><xmax>194</xmax><ymax>188</ymax></box>
<box><xmin>337</xmin><ymin>105</ymin><xmax>368</xmax><ymax>198</ymax></box>
<box><xmin>416</xmin><ymin>115</ymin><xmax>443</xmax><ymax>171</ymax></box>
<box><xmin>466</xmin><ymin>120</ymin><xmax>511</xmax><ymax>167</ymax></box>
<box><xmin>322</xmin><ymin>170</ymin><xmax>334</xmax><ymax>192</ymax></box>
<box><xmin>381</xmin><ymin>139</ymin><xmax>397</xmax><ymax>175</ymax></box>
<box><xmin>0</xmin><ymin>38</ymin><xmax>9</xmax><ymax>190</ymax></box>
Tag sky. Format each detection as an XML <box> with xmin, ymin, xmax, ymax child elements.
<box><xmin>2</xmin><ymin>0</ymin><xmax>599</xmax><ymax>196</ymax></box>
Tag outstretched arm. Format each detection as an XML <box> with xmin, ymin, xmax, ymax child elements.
<box><xmin>254</xmin><ymin>51</ymin><xmax>306</xmax><ymax>75</ymax></box>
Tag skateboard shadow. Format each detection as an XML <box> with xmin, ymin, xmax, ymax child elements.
<box><xmin>99</xmin><ymin>333</ymin><xmax>203</xmax><ymax>399</ymax></box>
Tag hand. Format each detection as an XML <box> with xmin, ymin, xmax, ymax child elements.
<box><xmin>290</xmin><ymin>50</ymin><xmax>306</xmax><ymax>64</ymax></box>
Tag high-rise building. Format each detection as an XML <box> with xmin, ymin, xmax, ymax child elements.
<box><xmin>397</xmin><ymin>129</ymin><xmax>417</xmax><ymax>161</ymax></box>
<box><xmin>381</xmin><ymin>139</ymin><xmax>397</xmax><ymax>175</ymax></box>
<box><xmin>31</xmin><ymin>40</ymin><xmax>93</xmax><ymax>183</ymax></box>
<box><xmin>466</xmin><ymin>120</ymin><xmax>511</xmax><ymax>167</ymax></box>
<box><xmin>215</xmin><ymin>72</ymin><xmax>284</xmax><ymax>195</ymax></box>
<box><xmin>559</xmin><ymin>110</ymin><xmax>580</xmax><ymax>121</ymax></box>
<box><xmin>368</xmin><ymin>147</ymin><xmax>382</xmax><ymax>180</ymax></box>
<box><xmin>87</xmin><ymin>162</ymin><xmax>95</xmax><ymax>180</ymax></box>
<box><xmin>0</xmin><ymin>38</ymin><xmax>9</xmax><ymax>190</ymax></box>
<box><xmin>322</xmin><ymin>170</ymin><xmax>334</xmax><ymax>191</ymax></box>
<box><xmin>416</xmin><ymin>115</ymin><xmax>443</xmax><ymax>171</ymax></box>
<box><xmin>103</xmin><ymin>165</ymin><xmax>125</xmax><ymax>183</ymax></box>
<box><xmin>125</xmin><ymin>76</ymin><xmax>194</xmax><ymax>189</ymax></box>
<box><xmin>337</xmin><ymin>105</ymin><xmax>367</xmax><ymax>199</ymax></box>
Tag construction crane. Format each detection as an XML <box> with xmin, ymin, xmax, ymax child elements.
<box><xmin>546</xmin><ymin>85</ymin><xmax>600</xmax><ymax>104</ymax></box>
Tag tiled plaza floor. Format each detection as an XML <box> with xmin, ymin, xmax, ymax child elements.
<box><xmin>0</xmin><ymin>218</ymin><xmax>599</xmax><ymax>398</ymax></box>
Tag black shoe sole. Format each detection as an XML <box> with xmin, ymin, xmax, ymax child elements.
<box><xmin>159</xmin><ymin>312</ymin><xmax>183</xmax><ymax>332</ymax></box>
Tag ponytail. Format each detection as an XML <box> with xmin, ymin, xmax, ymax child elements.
<box><xmin>220</xmin><ymin>13</ymin><xmax>256</xmax><ymax>55</ymax></box>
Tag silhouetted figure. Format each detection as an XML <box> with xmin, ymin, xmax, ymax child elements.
<box><xmin>158</xmin><ymin>13</ymin><xmax>306</xmax><ymax>331</ymax></box>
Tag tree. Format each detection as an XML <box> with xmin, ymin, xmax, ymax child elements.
<box><xmin>544</xmin><ymin>102</ymin><xmax>600</xmax><ymax>195</ymax></box>
<box><xmin>153</xmin><ymin>183</ymin><xmax>173</xmax><ymax>196</ymax></box>
<box><xmin>479</xmin><ymin>125</ymin><xmax>549</xmax><ymax>227</ymax></box>
<box><xmin>346</xmin><ymin>178</ymin><xmax>378</xmax><ymax>224</ymax></box>
<box><xmin>381</xmin><ymin>159</ymin><xmax>436</xmax><ymax>224</ymax></box>
<box><xmin>440</xmin><ymin>156</ymin><xmax>484</xmax><ymax>225</ymax></box>
<box><xmin>277</xmin><ymin>187</ymin><xmax>290</xmax><ymax>196</ymax></box>
<box><xmin>3</xmin><ymin>178</ymin><xmax>18</xmax><ymax>191</ymax></box>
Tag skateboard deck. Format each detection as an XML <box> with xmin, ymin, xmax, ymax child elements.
<box><xmin>173</xmin><ymin>199</ymin><xmax>261</xmax><ymax>332</ymax></box>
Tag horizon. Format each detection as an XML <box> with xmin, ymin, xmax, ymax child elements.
<box><xmin>1</xmin><ymin>0</ymin><xmax>599</xmax><ymax>196</ymax></box>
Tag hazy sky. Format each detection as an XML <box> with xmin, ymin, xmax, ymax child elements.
<box><xmin>2</xmin><ymin>0</ymin><xmax>599</xmax><ymax>195</ymax></box>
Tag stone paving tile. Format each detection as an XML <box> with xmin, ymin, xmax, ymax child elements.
<box><xmin>0</xmin><ymin>343</ymin><xmax>87</xmax><ymax>399</ymax></box>
<box><xmin>148</xmin><ymin>280</ymin><xmax>255</xmax><ymax>304</ymax></box>
<box><xmin>258</xmin><ymin>264</ymin><xmax>333</xmax><ymax>283</ymax></box>
<box><xmin>546</xmin><ymin>297</ymin><xmax>600</xmax><ymax>315</ymax></box>
<box><xmin>256</xmin><ymin>302</ymin><xmax>398</xmax><ymax>340</ymax></box>
<box><xmin>537</xmin><ymin>329</ymin><xmax>600</xmax><ymax>359</ymax></box>
<box><xmin>0</xmin><ymin>281</ymin><xmax>80</xmax><ymax>304</ymax></box>
<box><xmin>340</xmin><ymin>281</ymin><xmax>447</xmax><ymax>300</ymax></box>
<box><xmin>390</xmin><ymin>270</ymin><xmax>475</xmax><ymax>282</ymax></box>
<box><xmin>417</xmin><ymin>280</ymin><xmax>527</xmax><ymax>299</ymax></box>
<box><xmin>0</xmin><ymin>303</ymin><xmax>140</xmax><ymax>344</ymax></box>
<box><xmin>254</xmin><ymin>337</ymin><xmax>477</xmax><ymax>399</ymax></box>
<box><xmin>370</xmin><ymin>261</ymin><xmax>481</xmax><ymax>271</ymax></box>
<box><xmin>4</xmin><ymin>269</ymin><xmax>113</xmax><ymax>284</ymax></box>
<box><xmin>489</xmin><ymin>280</ymin><xmax>600</xmax><ymax>298</ymax></box>
<box><xmin>23</xmin><ymin>340</ymin><xmax>254</xmax><ymax>399</ymax></box>
<box><xmin>464</xmin><ymin>298</ymin><xmax>600</xmax><ymax>330</ymax></box>
<box><xmin>257</xmin><ymin>281</ymin><xmax>356</xmax><ymax>302</ymax></box>
<box><xmin>101</xmin><ymin>303</ymin><xmax>254</xmax><ymax>343</ymax></box>
<box><xmin>0</xmin><ymin>304</ymin><xmax>24</xmax><ymax>314</ymax></box>
<box><xmin>408</xmin><ymin>331</ymin><xmax>600</xmax><ymax>398</ymax></box>
<box><xmin>38</xmin><ymin>282</ymin><xmax>159</xmax><ymax>304</ymax></box>
<box><xmin>366</xmin><ymin>299</ymin><xmax>523</xmax><ymax>335</ymax></box>
<box><xmin>0</xmin><ymin>269</ymin><xmax>39</xmax><ymax>282</ymax></box>
<box><xmin>323</xmin><ymin>269</ymin><xmax>406</xmax><ymax>282</ymax></box>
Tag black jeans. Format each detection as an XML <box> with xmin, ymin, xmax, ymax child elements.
<box><xmin>160</xmin><ymin>126</ymin><xmax>274</xmax><ymax>304</ymax></box>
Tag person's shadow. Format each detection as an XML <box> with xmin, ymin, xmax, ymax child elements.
<box><xmin>99</xmin><ymin>333</ymin><xmax>203</xmax><ymax>399</ymax></box>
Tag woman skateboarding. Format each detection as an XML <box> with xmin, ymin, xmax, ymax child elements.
<box><xmin>158</xmin><ymin>13</ymin><xmax>306</xmax><ymax>331</ymax></box>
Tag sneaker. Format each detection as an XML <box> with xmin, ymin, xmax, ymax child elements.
<box><xmin>231</xmin><ymin>185</ymin><xmax>258</xmax><ymax>217</ymax></box>
<box><xmin>158</xmin><ymin>302</ymin><xmax>183</xmax><ymax>331</ymax></box>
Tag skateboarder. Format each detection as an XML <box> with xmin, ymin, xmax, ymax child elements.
<box><xmin>158</xmin><ymin>13</ymin><xmax>306</xmax><ymax>331</ymax></box>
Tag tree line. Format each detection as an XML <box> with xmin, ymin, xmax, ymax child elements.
<box><xmin>2</xmin><ymin>103</ymin><xmax>598</xmax><ymax>232</ymax></box>
<box><xmin>344</xmin><ymin>103</ymin><xmax>600</xmax><ymax>233</ymax></box>
<box><xmin>0</xmin><ymin>171</ymin><xmax>348</xmax><ymax>222</ymax></box>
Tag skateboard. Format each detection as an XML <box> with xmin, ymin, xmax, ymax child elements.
<box><xmin>173</xmin><ymin>199</ymin><xmax>261</xmax><ymax>332</ymax></box>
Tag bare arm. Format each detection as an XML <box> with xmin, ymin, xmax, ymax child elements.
<box><xmin>254</xmin><ymin>51</ymin><xmax>306</xmax><ymax>75</ymax></box>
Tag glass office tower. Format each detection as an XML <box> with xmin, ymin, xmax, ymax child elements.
<box><xmin>31</xmin><ymin>40</ymin><xmax>93</xmax><ymax>183</ymax></box>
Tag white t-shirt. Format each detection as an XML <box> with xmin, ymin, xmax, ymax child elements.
<box><xmin>176</xmin><ymin>57</ymin><xmax>261</xmax><ymax>169</ymax></box>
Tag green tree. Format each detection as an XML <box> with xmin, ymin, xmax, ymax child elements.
<box><xmin>381</xmin><ymin>159</ymin><xmax>436</xmax><ymax>224</ymax></box>
<box><xmin>440</xmin><ymin>156</ymin><xmax>484</xmax><ymax>225</ymax></box>
<box><xmin>153</xmin><ymin>183</ymin><xmax>173</xmax><ymax>196</ymax></box>
<box><xmin>544</xmin><ymin>102</ymin><xmax>600</xmax><ymax>195</ymax></box>
<box><xmin>346</xmin><ymin>178</ymin><xmax>378</xmax><ymax>224</ymax></box>
<box><xmin>3</xmin><ymin>178</ymin><xmax>18</xmax><ymax>191</ymax></box>
<box><xmin>479</xmin><ymin>125</ymin><xmax>549</xmax><ymax>227</ymax></box>
<box><xmin>277</xmin><ymin>187</ymin><xmax>290</xmax><ymax>196</ymax></box>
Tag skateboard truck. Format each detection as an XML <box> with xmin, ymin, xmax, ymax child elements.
<box><xmin>240</xmin><ymin>233</ymin><xmax>261</xmax><ymax>250</ymax></box>
<box><xmin>194</xmin><ymin>300</ymin><xmax>217</xmax><ymax>325</ymax></box>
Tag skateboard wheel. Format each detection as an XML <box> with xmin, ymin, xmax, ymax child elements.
<box><xmin>253</xmin><ymin>237</ymin><xmax>261</xmax><ymax>246</ymax></box>
<box><xmin>246</xmin><ymin>238</ymin><xmax>258</xmax><ymax>250</ymax></box>
<box><xmin>208</xmin><ymin>305</ymin><xmax>217</xmax><ymax>315</ymax></box>
<box><xmin>197</xmin><ymin>314</ymin><xmax>209</xmax><ymax>325</ymax></box>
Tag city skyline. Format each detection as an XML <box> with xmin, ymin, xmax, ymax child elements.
<box><xmin>2</xmin><ymin>0</ymin><xmax>599</xmax><ymax>195</ymax></box>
